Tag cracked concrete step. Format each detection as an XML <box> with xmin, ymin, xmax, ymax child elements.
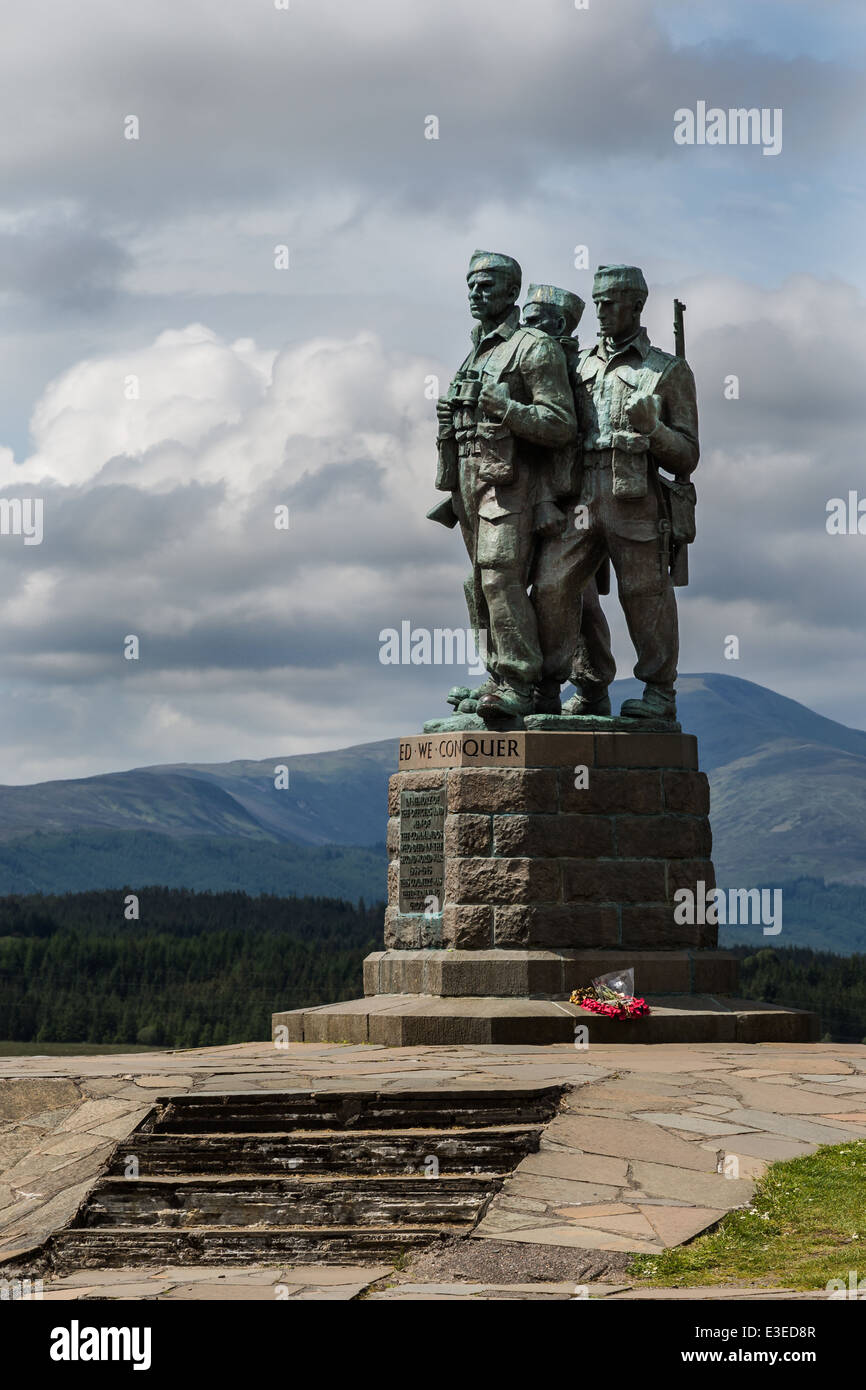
<box><xmin>77</xmin><ymin>1174</ymin><xmax>500</xmax><ymax>1228</ymax></box>
<box><xmin>50</xmin><ymin>1225</ymin><xmax>461</xmax><ymax>1269</ymax></box>
<box><xmin>142</xmin><ymin>1087</ymin><xmax>561</xmax><ymax>1133</ymax></box>
<box><xmin>108</xmin><ymin>1125</ymin><xmax>543</xmax><ymax>1175</ymax></box>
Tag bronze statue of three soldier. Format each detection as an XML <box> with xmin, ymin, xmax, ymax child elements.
<box><xmin>430</xmin><ymin>250</ymin><xmax>699</xmax><ymax>727</ymax></box>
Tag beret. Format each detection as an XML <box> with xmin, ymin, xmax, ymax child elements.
<box><xmin>467</xmin><ymin>249</ymin><xmax>522</xmax><ymax>284</ymax></box>
<box><xmin>525</xmin><ymin>282</ymin><xmax>585</xmax><ymax>332</ymax></box>
<box><xmin>593</xmin><ymin>264</ymin><xmax>649</xmax><ymax>298</ymax></box>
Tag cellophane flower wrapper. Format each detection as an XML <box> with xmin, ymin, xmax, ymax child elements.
<box><xmin>569</xmin><ymin>968</ymin><xmax>650</xmax><ymax>1018</ymax></box>
<box><xmin>592</xmin><ymin>968</ymin><xmax>635</xmax><ymax>998</ymax></box>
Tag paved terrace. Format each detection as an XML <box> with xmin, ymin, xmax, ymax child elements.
<box><xmin>2</xmin><ymin>1040</ymin><xmax>865</xmax><ymax>1300</ymax></box>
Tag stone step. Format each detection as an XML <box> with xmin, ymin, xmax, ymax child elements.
<box><xmin>108</xmin><ymin>1124</ymin><xmax>542</xmax><ymax>1175</ymax></box>
<box><xmin>46</xmin><ymin>1089</ymin><xmax>556</xmax><ymax>1272</ymax></box>
<box><xmin>51</xmin><ymin>1225</ymin><xmax>458</xmax><ymax>1270</ymax></box>
<box><xmin>78</xmin><ymin>1174</ymin><xmax>497</xmax><ymax>1229</ymax></box>
<box><xmin>141</xmin><ymin>1086</ymin><xmax>561</xmax><ymax>1134</ymax></box>
<box><xmin>276</xmin><ymin>995</ymin><xmax>821</xmax><ymax>1047</ymax></box>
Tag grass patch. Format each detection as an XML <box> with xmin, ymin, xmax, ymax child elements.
<box><xmin>629</xmin><ymin>1139</ymin><xmax>866</xmax><ymax>1291</ymax></box>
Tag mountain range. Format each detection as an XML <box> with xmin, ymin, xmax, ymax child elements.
<box><xmin>0</xmin><ymin>674</ymin><xmax>864</xmax><ymax>948</ymax></box>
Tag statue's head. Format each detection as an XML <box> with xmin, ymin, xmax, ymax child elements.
<box><xmin>592</xmin><ymin>265</ymin><xmax>648</xmax><ymax>343</ymax></box>
<box><xmin>466</xmin><ymin>250</ymin><xmax>522</xmax><ymax>324</ymax></box>
<box><xmin>522</xmin><ymin>283</ymin><xmax>585</xmax><ymax>339</ymax></box>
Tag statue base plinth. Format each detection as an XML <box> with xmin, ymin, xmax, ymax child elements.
<box><xmin>270</xmin><ymin>729</ymin><xmax>820</xmax><ymax>1047</ymax></box>
<box><xmin>272</xmin><ymin>994</ymin><xmax>818</xmax><ymax>1047</ymax></box>
<box><xmin>422</xmin><ymin>713</ymin><xmax>681</xmax><ymax>734</ymax></box>
<box><xmin>362</xmin><ymin>947</ymin><xmax>739</xmax><ymax>997</ymax></box>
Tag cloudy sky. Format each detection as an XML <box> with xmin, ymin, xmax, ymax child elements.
<box><xmin>0</xmin><ymin>0</ymin><xmax>864</xmax><ymax>783</ymax></box>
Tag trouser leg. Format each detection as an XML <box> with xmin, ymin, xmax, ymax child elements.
<box><xmin>606</xmin><ymin>531</ymin><xmax>679</xmax><ymax>691</ymax></box>
<box><xmin>532</xmin><ymin>510</ymin><xmax>606</xmax><ymax>684</ymax></box>
<box><xmin>571</xmin><ymin>576</ymin><xmax>616</xmax><ymax>689</ymax></box>
<box><xmin>453</xmin><ymin>488</ymin><xmax>494</xmax><ymax>678</ymax></box>
<box><xmin>477</xmin><ymin>514</ymin><xmax>539</xmax><ymax>692</ymax></box>
<box><xmin>480</xmin><ymin>570</ymin><xmax>541</xmax><ymax>690</ymax></box>
<box><xmin>462</xmin><ymin>572</ymin><xmax>493</xmax><ymax>671</ymax></box>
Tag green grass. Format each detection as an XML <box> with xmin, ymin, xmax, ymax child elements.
<box><xmin>0</xmin><ymin>1040</ymin><xmax>164</xmax><ymax>1056</ymax></box>
<box><xmin>629</xmin><ymin>1140</ymin><xmax>866</xmax><ymax>1290</ymax></box>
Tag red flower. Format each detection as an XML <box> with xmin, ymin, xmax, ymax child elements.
<box><xmin>579</xmin><ymin>994</ymin><xmax>650</xmax><ymax>1020</ymax></box>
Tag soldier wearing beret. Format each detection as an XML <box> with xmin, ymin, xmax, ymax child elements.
<box><xmin>532</xmin><ymin>265</ymin><xmax>699</xmax><ymax>721</ymax></box>
<box><xmin>434</xmin><ymin>250</ymin><xmax>577</xmax><ymax>720</ymax></box>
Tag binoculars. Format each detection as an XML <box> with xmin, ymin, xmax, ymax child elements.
<box><xmin>447</xmin><ymin>370</ymin><xmax>482</xmax><ymax>405</ymax></box>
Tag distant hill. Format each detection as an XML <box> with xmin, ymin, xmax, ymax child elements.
<box><xmin>641</xmin><ymin>674</ymin><xmax>866</xmax><ymax>888</ymax></box>
<box><xmin>719</xmin><ymin>877</ymin><xmax>866</xmax><ymax>956</ymax></box>
<box><xmin>0</xmin><ymin>832</ymin><xmax>387</xmax><ymax>903</ymax></box>
<box><xmin>0</xmin><ymin>741</ymin><xmax>396</xmax><ymax>848</ymax></box>
<box><xmin>0</xmin><ymin>674</ymin><xmax>863</xmax><ymax>915</ymax></box>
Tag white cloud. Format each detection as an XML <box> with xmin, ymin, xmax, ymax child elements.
<box><xmin>0</xmin><ymin>265</ymin><xmax>863</xmax><ymax>783</ymax></box>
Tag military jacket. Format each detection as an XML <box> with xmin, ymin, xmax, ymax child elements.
<box><xmin>447</xmin><ymin>310</ymin><xmax>577</xmax><ymax>523</ymax></box>
<box><xmin>578</xmin><ymin>328</ymin><xmax>699</xmax><ymax>483</ymax></box>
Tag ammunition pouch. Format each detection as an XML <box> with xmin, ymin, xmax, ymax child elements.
<box><xmin>610</xmin><ymin>430</ymin><xmax>650</xmax><ymax>499</ymax></box>
<box><xmin>657</xmin><ymin>473</ymin><xmax>697</xmax><ymax>545</ymax></box>
<box><xmin>547</xmin><ymin>441</ymin><xmax>581</xmax><ymax>499</ymax></box>
<box><xmin>654</xmin><ymin>470</ymin><xmax>697</xmax><ymax>586</ymax></box>
<box><xmin>475</xmin><ymin>419</ymin><xmax>516</xmax><ymax>486</ymax></box>
<box><xmin>435</xmin><ymin>432</ymin><xmax>459</xmax><ymax>491</ymax></box>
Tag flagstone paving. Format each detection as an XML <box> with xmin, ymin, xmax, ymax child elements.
<box><xmin>30</xmin><ymin>1264</ymin><xmax>391</xmax><ymax>1301</ymax></box>
<box><xmin>1</xmin><ymin>1039</ymin><xmax>865</xmax><ymax>1296</ymax></box>
<box><xmin>13</xmin><ymin>1265</ymin><xmax>832</xmax><ymax>1301</ymax></box>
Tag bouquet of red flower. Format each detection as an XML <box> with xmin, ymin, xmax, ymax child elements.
<box><xmin>569</xmin><ymin>968</ymin><xmax>650</xmax><ymax>1019</ymax></box>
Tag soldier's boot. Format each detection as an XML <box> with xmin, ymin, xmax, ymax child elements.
<box><xmin>477</xmin><ymin>681</ymin><xmax>534</xmax><ymax>721</ymax></box>
<box><xmin>562</xmin><ymin>682</ymin><xmax>612</xmax><ymax>717</ymax></box>
<box><xmin>619</xmin><ymin>684</ymin><xmax>677</xmax><ymax>721</ymax></box>
<box><xmin>447</xmin><ymin>675</ymin><xmax>499</xmax><ymax>714</ymax></box>
<box><xmin>532</xmin><ymin>678</ymin><xmax>562</xmax><ymax>715</ymax></box>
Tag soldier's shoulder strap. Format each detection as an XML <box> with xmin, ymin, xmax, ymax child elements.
<box><xmin>643</xmin><ymin>344</ymin><xmax>689</xmax><ymax>387</ymax></box>
<box><xmin>576</xmin><ymin>344</ymin><xmax>602</xmax><ymax>381</ymax></box>
<box><xmin>512</xmin><ymin>324</ymin><xmax>549</xmax><ymax>346</ymax></box>
<box><xmin>483</xmin><ymin>324</ymin><xmax>557</xmax><ymax>378</ymax></box>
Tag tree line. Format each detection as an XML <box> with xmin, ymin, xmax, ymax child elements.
<box><xmin>1</xmin><ymin>886</ymin><xmax>864</xmax><ymax>1047</ymax></box>
<box><xmin>735</xmin><ymin>945</ymin><xmax>866</xmax><ymax>1042</ymax></box>
<box><xmin>0</xmin><ymin>888</ymin><xmax>380</xmax><ymax>1049</ymax></box>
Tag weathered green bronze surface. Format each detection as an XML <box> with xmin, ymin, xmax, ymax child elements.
<box><xmin>428</xmin><ymin>258</ymin><xmax>699</xmax><ymax>732</ymax></box>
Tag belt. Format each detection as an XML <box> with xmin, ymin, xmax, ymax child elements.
<box><xmin>582</xmin><ymin>448</ymin><xmax>613</xmax><ymax>469</ymax></box>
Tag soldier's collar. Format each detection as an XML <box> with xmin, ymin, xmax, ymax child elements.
<box><xmin>471</xmin><ymin>306</ymin><xmax>520</xmax><ymax>346</ymax></box>
<box><xmin>597</xmin><ymin>327</ymin><xmax>650</xmax><ymax>362</ymax></box>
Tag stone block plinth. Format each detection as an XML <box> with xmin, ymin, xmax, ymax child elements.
<box><xmin>384</xmin><ymin>730</ymin><xmax>714</xmax><ymax>954</ymax></box>
<box><xmin>362</xmin><ymin>948</ymin><xmax>740</xmax><ymax>999</ymax></box>
<box><xmin>272</xmin><ymin>729</ymin><xmax>819</xmax><ymax>1046</ymax></box>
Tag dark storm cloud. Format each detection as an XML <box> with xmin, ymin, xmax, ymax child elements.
<box><xmin>0</xmin><ymin>0</ymin><xmax>859</xmax><ymax>224</ymax></box>
<box><xmin>0</xmin><ymin>226</ymin><xmax>131</xmax><ymax>313</ymax></box>
<box><xmin>287</xmin><ymin>457</ymin><xmax>385</xmax><ymax>510</ymax></box>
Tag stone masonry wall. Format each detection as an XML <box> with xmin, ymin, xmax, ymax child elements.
<box><xmin>385</xmin><ymin>732</ymin><xmax>715</xmax><ymax>952</ymax></box>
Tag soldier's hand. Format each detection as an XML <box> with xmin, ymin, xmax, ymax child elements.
<box><xmin>436</xmin><ymin>398</ymin><xmax>453</xmax><ymax>425</ymax></box>
<box><xmin>479</xmin><ymin>381</ymin><xmax>510</xmax><ymax>420</ymax></box>
<box><xmin>626</xmin><ymin>392</ymin><xmax>661</xmax><ymax>434</ymax></box>
<box><xmin>533</xmin><ymin>501</ymin><xmax>567</xmax><ymax>538</ymax></box>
